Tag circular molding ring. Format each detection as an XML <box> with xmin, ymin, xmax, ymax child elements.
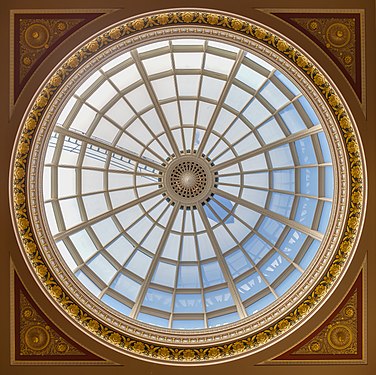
<box><xmin>11</xmin><ymin>9</ymin><xmax>366</xmax><ymax>365</ymax></box>
<box><xmin>163</xmin><ymin>155</ymin><xmax>215</xmax><ymax>207</ymax></box>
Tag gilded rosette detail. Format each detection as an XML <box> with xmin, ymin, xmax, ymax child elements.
<box><xmin>293</xmin><ymin>292</ymin><xmax>358</xmax><ymax>355</ymax></box>
<box><xmin>19</xmin><ymin>290</ymin><xmax>84</xmax><ymax>356</ymax></box>
<box><xmin>292</xmin><ymin>17</ymin><xmax>357</xmax><ymax>83</ymax></box>
<box><xmin>12</xmin><ymin>10</ymin><xmax>365</xmax><ymax>363</ymax></box>
<box><xmin>19</xmin><ymin>18</ymin><xmax>86</xmax><ymax>85</ymax></box>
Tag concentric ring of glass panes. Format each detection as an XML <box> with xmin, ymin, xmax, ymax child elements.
<box><xmin>43</xmin><ymin>38</ymin><xmax>334</xmax><ymax>330</ymax></box>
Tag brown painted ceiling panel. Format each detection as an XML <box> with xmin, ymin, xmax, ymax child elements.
<box><xmin>269</xmin><ymin>269</ymin><xmax>364</xmax><ymax>364</ymax></box>
<box><xmin>13</xmin><ymin>271</ymin><xmax>109</xmax><ymax>364</ymax></box>
<box><xmin>270</xmin><ymin>12</ymin><xmax>362</xmax><ymax>101</ymax></box>
<box><xmin>14</xmin><ymin>13</ymin><xmax>104</xmax><ymax>102</ymax></box>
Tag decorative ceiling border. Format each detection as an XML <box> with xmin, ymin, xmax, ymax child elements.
<box><xmin>258</xmin><ymin>9</ymin><xmax>366</xmax><ymax>114</ymax></box>
<box><xmin>10</xmin><ymin>9</ymin><xmax>366</xmax><ymax>364</ymax></box>
<box><xmin>9</xmin><ymin>9</ymin><xmax>117</xmax><ymax>115</ymax></box>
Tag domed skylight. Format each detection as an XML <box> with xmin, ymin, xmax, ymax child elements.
<box><xmin>42</xmin><ymin>38</ymin><xmax>334</xmax><ymax>330</ymax></box>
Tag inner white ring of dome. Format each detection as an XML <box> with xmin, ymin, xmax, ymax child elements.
<box><xmin>42</xmin><ymin>37</ymin><xmax>335</xmax><ymax>331</ymax></box>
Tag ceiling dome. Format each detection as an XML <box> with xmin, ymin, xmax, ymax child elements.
<box><xmin>11</xmin><ymin>10</ymin><xmax>365</xmax><ymax>364</ymax></box>
<box><xmin>42</xmin><ymin>38</ymin><xmax>333</xmax><ymax>330</ymax></box>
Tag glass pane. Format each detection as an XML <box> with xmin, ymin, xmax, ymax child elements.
<box><xmin>243</xmin><ymin>171</ymin><xmax>268</xmax><ymax>188</ymax></box>
<box><xmin>325</xmin><ymin>166</ymin><xmax>334</xmax><ymax>198</ymax></box>
<box><xmin>125</xmin><ymin>250</ymin><xmax>152</xmax><ymax>278</ymax></box>
<box><xmin>143</xmin><ymin>288</ymin><xmax>172</xmax><ymax>312</ymax></box>
<box><xmin>260</xmin><ymin>252</ymin><xmax>290</xmax><ymax>283</ymax></box>
<box><xmin>177</xmin><ymin>265</ymin><xmax>200</xmax><ymax>288</ymax></box>
<box><xmin>75</xmin><ymin>270</ymin><xmax>101</xmax><ymax>297</ymax></box>
<box><xmin>225</xmin><ymin>250</ymin><xmax>252</xmax><ymax>278</ymax></box>
<box><xmin>181</xmin><ymin>236</ymin><xmax>197</xmax><ymax>261</ymax></box>
<box><xmin>273</xmin><ymin>169</ymin><xmax>295</xmax><ymax>192</ymax></box>
<box><xmin>269</xmin><ymin>192</ymin><xmax>294</xmax><ymax>217</ymax></box>
<box><xmin>87</xmin><ymin>80</ymin><xmax>118</xmax><ymax>110</ymax></box>
<box><xmin>236</xmin><ymin>64</ymin><xmax>265</xmax><ymax>89</ymax></box>
<box><xmin>152</xmin><ymin>262</ymin><xmax>176</xmax><ymax>287</ymax></box>
<box><xmin>69</xmin><ymin>104</ymin><xmax>97</xmax><ymax>134</ymax></box>
<box><xmin>58</xmin><ymin>168</ymin><xmax>76</xmax><ymax>197</ymax></box>
<box><xmin>294</xmin><ymin>197</ymin><xmax>318</xmax><ymax>227</ymax></box>
<box><xmin>225</xmin><ymin>85</ymin><xmax>252</xmax><ymax>111</ymax></box>
<box><xmin>259</xmin><ymin>81</ymin><xmax>289</xmax><ymax>109</ymax></box>
<box><xmin>70</xmin><ymin>230</ymin><xmax>97</xmax><ymax>260</ymax></box>
<box><xmin>241</xmin><ymin>188</ymin><xmax>268</xmax><ymax>207</ymax></box>
<box><xmin>102</xmin><ymin>294</ymin><xmax>132</xmax><ymax>315</ymax></box>
<box><xmin>201</xmin><ymin>76</ymin><xmax>226</xmax><ymax>101</ymax></box>
<box><xmin>87</xmin><ymin>253</ymin><xmax>117</xmax><ymax>284</ymax></box>
<box><xmin>257</xmin><ymin>217</ymin><xmax>285</xmax><ymax>245</ymax></box>
<box><xmin>56</xmin><ymin>241</ymin><xmax>77</xmax><ymax>270</ymax></box>
<box><xmin>126</xmin><ymin>85</ymin><xmax>152</xmax><ymax>111</ymax></box>
<box><xmin>237</xmin><ymin>273</ymin><xmax>266</xmax><ymax>301</ymax></box>
<box><xmin>279</xmin><ymin>229</ymin><xmax>307</xmax><ymax>260</ymax></box>
<box><xmin>60</xmin><ymin>198</ymin><xmax>82</xmax><ymax>228</ymax></box>
<box><xmin>151</xmin><ymin>76</ymin><xmax>175</xmax><ymax>100</ymax></box>
<box><xmin>299</xmin><ymin>96</ymin><xmax>319</xmax><ymax>125</ymax></box>
<box><xmin>225</xmin><ymin>118</ymin><xmax>250</xmax><ymax>143</ymax></box>
<box><xmin>162</xmin><ymin>233</ymin><xmax>181</xmax><ymax>260</ymax></box>
<box><xmin>274</xmin><ymin>71</ymin><xmax>300</xmax><ymax>95</ymax></box>
<box><xmin>106</xmin><ymin>99</ymin><xmax>134</xmax><ymax>125</ymax></box>
<box><xmin>241</xmin><ymin>154</ymin><xmax>267</xmax><ymax>171</ymax></box>
<box><xmin>197</xmin><ymin>233</ymin><xmax>216</xmax><ymax>260</ymax></box>
<box><xmin>174</xmin><ymin>52</ymin><xmax>203</xmax><ymax>69</ymax></box>
<box><xmin>318</xmin><ymin>132</ymin><xmax>331</xmax><ymax>162</ymax></box>
<box><xmin>111</xmin><ymin>273</ymin><xmax>141</xmax><ymax>301</ymax></box>
<box><xmin>275</xmin><ymin>269</ymin><xmax>301</xmax><ymax>296</ymax></box>
<box><xmin>234</xmin><ymin>206</ymin><xmax>261</xmax><ymax>228</ymax></box>
<box><xmin>92</xmin><ymin>218</ymin><xmax>120</xmax><ymax>246</ymax></box>
<box><xmin>318</xmin><ymin>202</ymin><xmax>332</xmax><ymax>234</ymax></box>
<box><xmin>205</xmin><ymin>53</ymin><xmax>235</xmax><ymax>75</ymax></box>
<box><xmin>246</xmin><ymin>52</ymin><xmax>274</xmax><ymax>71</ymax></box>
<box><xmin>242</xmin><ymin>99</ymin><xmax>270</xmax><ymax>126</ymax></box>
<box><xmin>246</xmin><ymin>293</ymin><xmax>276</xmax><ymax>315</ymax></box>
<box><xmin>201</xmin><ymin>261</ymin><xmax>225</xmax><ymax>287</ymax></box>
<box><xmin>174</xmin><ymin>294</ymin><xmax>203</xmax><ymax>313</ymax></box>
<box><xmin>172</xmin><ymin>320</ymin><xmax>205</xmax><ymax>329</ymax></box>
<box><xmin>258</xmin><ymin>118</ymin><xmax>285</xmax><ymax>144</ymax></box>
<box><xmin>279</xmin><ymin>104</ymin><xmax>306</xmax><ymax>133</ymax></box>
<box><xmin>44</xmin><ymin>202</ymin><xmax>59</xmax><ymax>235</ymax></box>
<box><xmin>213</xmin><ymin>225</ymin><xmax>237</xmax><ymax>252</ymax></box>
<box><xmin>81</xmin><ymin>170</ymin><xmax>103</xmax><ymax>194</ymax></box>
<box><xmin>83</xmin><ymin>194</ymin><xmax>108</xmax><ymax>219</ymax></box>
<box><xmin>143</xmin><ymin>54</ymin><xmax>172</xmax><ymax>74</ymax></box>
<box><xmin>208</xmin><ymin>312</ymin><xmax>239</xmax><ymax>327</ymax></box>
<box><xmin>300</xmin><ymin>167</ymin><xmax>318</xmax><ymax>196</ymax></box>
<box><xmin>269</xmin><ymin>144</ymin><xmax>294</xmax><ymax>168</ymax></box>
<box><xmin>105</xmin><ymin>235</ymin><xmax>134</xmax><ymax>265</ymax></box>
<box><xmin>138</xmin><ymin>313</ymin><xmax>169</xmax><ymax>327</ymax></box>
<box><xmin>243</xmin><ymin>235</ymin><xmax>271</xmax><ymax>264</ymax></box>
<box><xmin>176</xmin><ymin>75</ymin><xmax>200</xmax><ymax>96</ymax></box>
<box><xmin>111</xmin><ymin>64</ymin><xmax>140</xmax><ymax>90</ymax></box>
<box><xmin>295</xmin><ymin>136</ymin><xmax>317</xmax><ymax>165</ymax></box>
<box><xmin>299</xmin><ymin>240</ymin><xmax>320</xmax><ymax>270</ymax></box>
<box><xmin>205</xmin><ymin>288</ymin><xmax>234</xmax><ymax>312</ymax></box>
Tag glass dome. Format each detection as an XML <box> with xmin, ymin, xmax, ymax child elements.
<box><xmin>42</xmin><ymin>38</ymin><xmax>334</xmax><ymax>330</ymax></box>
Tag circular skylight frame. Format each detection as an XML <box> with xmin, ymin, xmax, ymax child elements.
<box><xmin>11</xmin><ymin>10</ymin><xmax>366</xmax><ymax>365</ymax></box>
<box><xmin>39</xmin><ymin>36</ymin><xmax>339</xmax><ymax>333</ymax></box>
